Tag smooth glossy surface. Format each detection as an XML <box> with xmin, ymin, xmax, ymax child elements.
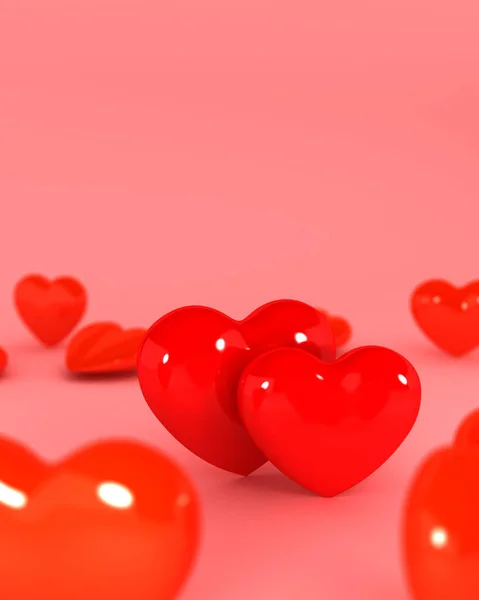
<box><xmin>411</xmin><ymin>280</ymin><xmax>479</xmax><ymax>356</ymax></box>
<box><xmin>137</xmin><ymin>300</ymin><xmax>335</xmax><ymax>476</ymax></box>
<box><xmin>14</xmin><ymin>274</ymin><xmax>87</xmax><ymax>347</ymax></box>
<box><xmin>403</xmin><ymin>441</ymin><xmax>479</xmax><ymax>600</ymax></box>
<box><xmin>66</xmin><ymin>322</ymin><xmax>146</xmax><ymax>374</ymax></box>
<box><xmin>316</xmin><ymin>308</ymin><xmax>352</xmax><ymax>348</ymax></box>
<box><xmin>0</xmin><ymin>437</ymin><xmax>200</xmax><ymax>600</ymax></box>
<box><xmin>238</xmin><ymin>345</ymin><xmax>421</xmax><ymax>496</ymax></box>
<box><xmin>0</xmin><ymin>348</ymin><xmax>7</xmax><ymax>376</ymax></box>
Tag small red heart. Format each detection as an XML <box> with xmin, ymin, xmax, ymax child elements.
<box><xmin>0</xmin><ymin>437</ymin><xmax>200</xmax><ymax>600</ymax></box>
<box><xmin>316</xmin><ymin>308</ymin><xmax>352</xmax><ymax>347</ymax></box>
<box><xmin>0</xmin><ymin>347</ymin><xmax>7</xmax><ymax>376</ymax></box>
<box><xmin>411</xmin><ymin>280</ymin><xmax>479</xmax><ymax>356</ymax></box>
<box><xmin>402</xmin><ymin>439</ymin><xmax>479</xmax><ymax>599</ymax></box>
<box><xmin>14</xmin><ymin>274</ymin><xmax>87</xmax><ymax>347</ymax></box>
<box><xmin>66</xmin><ymin>322</ymin><xmax>146</xmax><ymax>374</ymax></box>
<box><xmin>137</xmin><ymin>300</ymin><xmax>335</xmax><ymax>476</ymax></box>
<box><xmin>238</xmin><ymin>345</ymin><xmax>421</xmax><ymax>496</ymax></box>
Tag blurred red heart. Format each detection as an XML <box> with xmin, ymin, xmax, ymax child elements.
<box><xmin>455</xmin><ymin>409</ymin><xmax>479</xmax><ymax>449</ymax></box>
<box><xmin>238</xmin><ymin>345</ymin><xmax>420</xmax><ymax>496</ymax></box>
<box><xmin>411</xmin><ymin>280</ymin><xmax>479</xmax><ymax>356</ymax></box>
<box><xmin>66</xmin><ymin>322</ymin><xmax>146</xmax><ymax>374</ymax></box>
<box><xmin>0</xmin><ymin>348</ymin><xmax>7</xmax><ymax>376</ymax></box>
<box><xmin>0</xmin><ymin>437</ymin><xmax>200</xmax><ymax>600</ymax></box>
<box><xmin>14</xmin><ymin>274</ymin><xmax>87</xmax><ymax>347</ymax></box>
<box><xmin>403</xmin><ymin>440</ymin><xmax>479</xmax><ymax>599</ymax></box>
<box><xmin>137</xmin><ymin>300</ymin><xmax>335</xmax><ymax>476</ymax></box>
<box><xmin>316</xmin><ymin>308</ymin><xmax>352</xmax><ymax>347</ymax></box>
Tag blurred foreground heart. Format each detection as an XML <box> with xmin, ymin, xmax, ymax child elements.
<box><xmin>14</xmin><ymin>275</ymin><xmax>87</xmax><ymax>346</ymax></box>
<box><xmin>238</xmin><ymin>345</ymin><xmax>421</xmax><ymax>496</ymax></box>
<box><xmin>137</xmin><ymin>300</ymin><xmax>335</xmax><ymax>476</ymax></box>
<box><xmin>403</xmin><ymin>416</ymin><xmax>479</xmax><ymax>600</ymax></box>
<box><xmin>411</xmin><ymin>280</ymin><xmax>479</xmax><ymax>356</ymax></box>
<box><xmin>66</xmin><ymin>322</ymin><xmax>146</xmax><ymax>374</ymax></box>
<box><xmin>0</xmin><ymin>437</ymin><xmax>200</xmax><ymax>600</ymax></box>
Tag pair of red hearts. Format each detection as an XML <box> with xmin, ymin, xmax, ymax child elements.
<box><xmin>138</xmin><ymin>300</ymin><xmax>421</xmax><ymax>497</ymax></box>
<box><xmin>0</xmin><ymin>437</ymin><xmax>199</xmax><ymax>599</ymax></box>
<box><xmin>411</xmin><ymin>280</ymin><xmax>479</xmax><ymax>356</ymax></box>
<box><xmin>5</xmin><ymin>275</ymin><xmax>145</xmax><ymax>375</ymax></box>
<box><xmin>403</xmin><ymin>409</ymin><xmax>479</xmax><ymax>599</ymax></box>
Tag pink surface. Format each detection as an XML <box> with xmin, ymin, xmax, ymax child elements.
<box><xmin>1</xmin><ymin>1</ymin><xmax>479</xmax><ymax>598</ymax></box>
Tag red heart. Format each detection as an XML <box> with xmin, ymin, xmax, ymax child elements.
<box><xmin>0</xmin><ymin>437</ymin><xmax>200</xmax><ymax>600</ymax></box>
<box><xmin>402</xmin><ymin>435</ymin><xmax>479</xmax><ymax>599</ymax></box>
<box><xmin>0</xmin><ymin>347</ymin><xmax>7</xmax><ymax>376</ymax></box>
<box><xmin>66</xmin><ymin>322</ymin><xmax>146</xmax><ymax>374</ymax></box>
<box><xmin>455</xmin><ymin>409</ymin><xmax>479</xmax><ymax>449</ymax></box>
<box><xmin>238</xmin><ymin>345</ymin><xmax>421</xmax><ymax>496</ymax></box>
<box><xmin>411</xmin><ymin>280</ymin><xmax>479</xmax><ymax>356</ymax></box>
<box><xmin>137</xmin><ymin>300</ymin><xmax>335</xmax><ymax>476</ymax></box>
<box><xmin>14</xmin><ymin>274</ymin><xmax>87</xmax><ymax>347</ymax></box>
<box><xmin>316</xmin><ymin>308</ymin><xmax>352</xmax><ymax>347</ymax></box>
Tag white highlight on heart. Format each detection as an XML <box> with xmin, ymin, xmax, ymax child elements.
<box><xmin>97</xmin><ymin>482</ymin><xmax>134</xmax><ymax>509</ymax></box>
<box><xmin>398</xmin><ymin>374</ymin><xmax>408</xmax><ymax>385</ymax></box>
<box><xmin>215</xmin><ymin>338</ymin><xmax>226</xmax><ymax>351</ymax></box>
<box><xmin>0</xmin><ymin>481</ymin><xmax>27</xmax><ymax>509</ymax></box>
<box><xmin>294</xmin><ymin>332</ymin><xmax>307</xmax><ymax>344</ymax></box>
<box><xmin>430</xmin><ymin>526</ymin><xmax>448</xmax><ymax>549</ymax></box>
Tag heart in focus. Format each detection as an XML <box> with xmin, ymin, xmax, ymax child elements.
<box><xmin>0</xmin><ymin>437</ymin><xmax>200</xmax><ymax>600</ymax></box>
<box><xmin>14</xmin><ymin>274</ymin><xmax>87</xmax><ymax>347</ymax></box>
<box><xmin>411</xmin><ymin>280</ymin><xmax>479</xmax><ymax>356</ymax></box>
<box><xmin>238</xmin><ymin>345</ymin><xmax>420</xmax><ymax>496</ymax></box>
<box><xmin>403</xmin><ymin>433</ymin><xmax>479</xmax><ymax>599</ymax></box>
<box><xmin>137</xmin><ymin>300</ymin><xmax>335</xmax><ymax>476</ymax></box>
<box><xmin>66</xmin><ymin>322</ymin><xmax>146</xmax><ymax>374</ymax></box>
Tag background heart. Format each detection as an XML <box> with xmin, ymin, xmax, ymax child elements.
<box><xmin>0</xmin><ymin>348</ymin><xmax>7</xmax><ymax>376</ymax></box>
<box><xmin>410</xmin><ymin>280</ymin><xmax>479</xmax><ymax>356</ymax></box>
<box><xmin>66</xmin><ymin>322</ymin><xmax>146</xmax><ymax>374</ymax></box>
<box><xmin>238</xmin><ymin>345</ymin><xmax>421</xmax><ymax>496</ymax></box>
<box><xmin>14</xmin><ymin>274</ymin><xmax>87</xmax><ymax>347</ymax></box>
<box><xmin>137</xmin><ymin>299</ymin><xmax>335</xmax><ymax>476</ymax></box>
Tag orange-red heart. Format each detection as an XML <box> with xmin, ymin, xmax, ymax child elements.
<box><xmin>403</xmin><ymin>412</ymin><xmax>479</xmax><ymax>599</ymax></box>
<box><xmin>0</xmin><ymin>437</ymin><xmax>200</xmax><ymax>600</ymax></box>
<box><xmin>411</xmin><ymin>280</ymin><xmax>479</xmax><ymax>356</ymax></box>
<box><xmin>65</xmin><ymin>322</ymin><xmax>146</xmax><ymax>374</ymax></box>
<box><xmin>14</xmin><ymin>274</ymin><xmax>87</xmax><ymax>347</ymax></box>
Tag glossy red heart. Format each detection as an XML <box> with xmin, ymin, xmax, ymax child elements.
<box><xmin>238</xmin><ymin>345</ymin><xmax>421</xmax><ymax>496</ymax></box>
<box><xmin>0</xmin><ymin>347</ymin><xmax>7</xmax><ymax>376</ymax></box>
<box><xmin>316</xmin><ymin>308</ymin><xmax>352</xmax><ymax>347</ymax></box>
<box><xmin>66</xmin><ymin>322</ymin><xmax>146</xmax><ymax>374</ymax></box>
<box><xmin>0</xmin><ymin>437</ymin><xmax>200</xmax><ymax>600</ymax></box>
<box><xmin>403</xmin><ymin>431</ymin><xmax>479</xmax><ymax>599</ymax></box>
<box><xmin>137</xmin><ymin>300</ymin><xmax>336</xmax><ymax>476</ymax></box>
<box><xmin>411</xmin><ymin>280</ymin><xmax>479</xmax><ymax>356</ymax></box>
<box><xmin>14</xmin><ymin>274</ymin><xmax>87</xmax><ymax>347</ymax></box>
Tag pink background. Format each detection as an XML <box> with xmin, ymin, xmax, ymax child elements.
<box><xmin>1</xmin><ymin>1</ymin><xmax>479</xmax><ymax>598</ymax></box>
